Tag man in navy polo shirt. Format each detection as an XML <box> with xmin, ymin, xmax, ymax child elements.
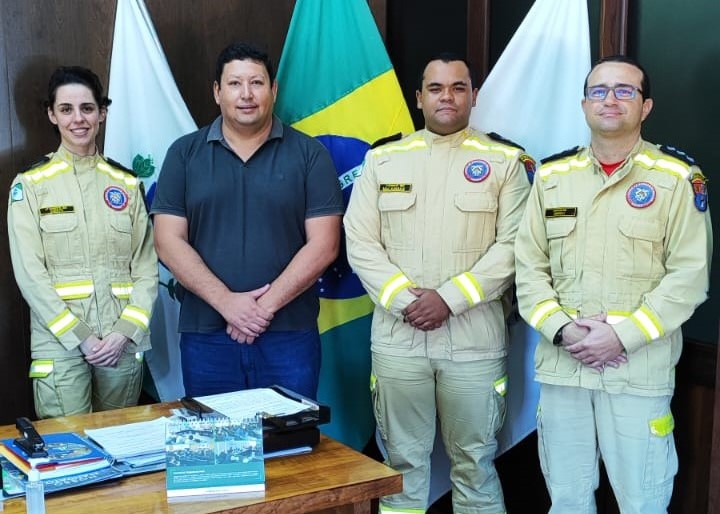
<box><xmin>152</xmin><ymin>42</ymin><xmax>343</xmax><ymax>399</ymax></box>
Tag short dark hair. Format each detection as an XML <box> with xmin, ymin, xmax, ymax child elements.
<box><xmin>45</xmin><ymin>66</ymin><xmax>111</xmax><ymax>109</ymax></box>
<box><xmin>583</xmin><ymin>55</ymin><xmax>651</xmax><ymax>100</ymax></box>
<box><xmin>215</xmin><ymin>42</ymin><xmax>275</xmax><ymax>84</ymax></box>
<box><xmin>419</xmin><ymin>52</ymin><xmax>476</xmax><ymax>90</ymax></box>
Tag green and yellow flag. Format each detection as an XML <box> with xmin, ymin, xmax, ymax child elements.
<box><xmin>276</xmin><ymin>0</ymin><xmax>413</xmax><ymax>450</ymax></box>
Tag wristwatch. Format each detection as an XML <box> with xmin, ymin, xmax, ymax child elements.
<box><xmin>553</xmin><ymin>324</ymin><xmax>569</xmax><ymax>346</ymax></box>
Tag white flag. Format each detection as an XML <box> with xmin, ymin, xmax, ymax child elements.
<box><xmin>472</xmin><ymin>0</ymin><xmax>591</xmax><ymax>455</ymax></box>
<box><xmin>105</xmin><ymin>0</ymin><xmax>197</xmax><ymax>401</ymax></box>
<box><xmin>429</xmin><ymin>0</ymin><xmax>591</xmax><ymax>505</ymax></box>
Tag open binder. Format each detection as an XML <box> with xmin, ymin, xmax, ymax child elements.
<box><xmin>185</xmin><ymin>385</ymin><xmax>331</xmax><ymax>453</ymax></box>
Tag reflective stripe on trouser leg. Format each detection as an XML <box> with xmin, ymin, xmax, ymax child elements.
<box><xmin>537</xmin><ymin>384</ymin><xmax>599</xmax><ymax>514</ymax></box>
<box><xmin>594</xmin><ymin>392</ymin><xmax>676</xmax><ymax>513</ymax></box>
<box><xmin>33</xmin><ymin>356</ymin><xmax>92</xmax><ymax>419</ymax></box>
<box><xmin>372</xmin><ymin>352</ymin><xmax>436</xmax><ymax>512</ymax></box>
<box><xmin>435</xmin><ymin>357</ymin><xmax>507</xmax><ymax>514</ymax></box>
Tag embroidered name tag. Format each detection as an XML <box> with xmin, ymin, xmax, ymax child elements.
<box><xmin>545</xmin><ymin>207</ymin><xmax>577</xmax><ymax>218</ymax></box>
<box><xmin>39</xmin><ymin>205</ymin><xmax>75</xmax><ymax>215</ymax></box>
<box><xmin>379</xmin><ymin>183</ymin><xmax>412</xmax><ymax>192</ymax></box>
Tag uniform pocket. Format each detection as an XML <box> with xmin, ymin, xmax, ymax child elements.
<box><xmin>370</xmin><ymin>372</ymin><xmax>388</xmax><ymax>441</ymax></box>
<box><xmin>109</xmin><ymin>214</ymin><xmax>133</xmax><ymax>262</ymax></box>
<box><xmin>642</xmin><ymin>412</ymin><xmax>678</xmax><ymax>490</ymax></box>
<box><xmin>617</xmin><ymin>216</ymin><xmax>665</xmax><ymax>279</ymax></box>
<box><xmin>546</xmin><ymin>217</ymin><xmax>577</xmax><ymax>277</ymax></box>
<box><xmin>39</xmin><ymin>213</ymin><xmax>82</xmax><ymax>265</ymax></box>
<box><xmin>378</xmin><ymin>192</ymin><xmax>416</xmax><ymax>249</ymax></box>
<box><xmin>452</xmin><ymin>192</ymin><xmax>497</xmax><ymax>252</ymax></box>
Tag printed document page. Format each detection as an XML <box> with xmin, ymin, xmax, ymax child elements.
<box><xmin>195</xmin><ymin>388</ymin><xmax>311</xmax><ymax>419</ymax></box>
<box><xmin>85</xmin><ymin>417</ymin><xmax>168</xmax><ymax>459</ymax></box>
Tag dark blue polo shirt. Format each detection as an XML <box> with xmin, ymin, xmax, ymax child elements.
<box><xmin>151</xmin><ymin>115</ymin><xmax>343</xmax><ymax>332</ymax></box>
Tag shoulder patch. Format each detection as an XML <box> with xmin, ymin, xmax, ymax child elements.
<box><xmin>659</xmin><ymin>145</ymin><xmax>698</xmax><ymax>167</ymax></box>
<box><xmin>21</xmin><ymin>155</ymin><xmax>51</xmax><ymax>173</ymax></box>
<box><xmin>104</xmin><ymin>156</ymin><xmax>137</xmax><ymax>176</ymax></box>
<box><xmin>10</xmin><ymin>182</ymin><xmax>23</xmax><ymax>202</ymax></box>
<box><xmin>370</xmin><ymin>132</ymin><xmax>404</xmax><ymax>150</ymax></box>
<box><xmin>519</xmin><ymin>154</ymin><xmax>536</xmax><ymax>184</ymax></box>
<box><xmin>487</xmin><ymin>132</ymin><xmax>525</xmax><ymax>151</ymax></box>
<box><xmin>540</xmin><ymin>146</ymin><xmax>582</xmax><ymax>164</ymax></box>
<box><xmin>690</xmin><ymin>171</ymin><xmax>708</xmax><ymax>212</ymax></box>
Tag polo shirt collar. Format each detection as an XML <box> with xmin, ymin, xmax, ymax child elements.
<box><xmin>207</xmin><ymin>115</ymin><xmax>284</xmax><ymax>144</ymax></box>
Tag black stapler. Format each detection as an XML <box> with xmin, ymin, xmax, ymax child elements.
<box><xmin>14</xmin><ymin>417</ymin><xmax>48</xmax><ymax>458</ymax></box>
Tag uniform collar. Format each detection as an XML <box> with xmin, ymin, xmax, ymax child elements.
<box><xmin>55</xmin><ymin>144</ymin><xmax>102</xmax><ymax>170</ymax></box>
<box><xmin>422</xmin><ymin>126</ymin><xmax>472</xmax><ymax>147</ymax></box>
<box><xmin>586</xmin><ymin>137</ymin><xmax>645</xmax><ymax>179</ymax></box>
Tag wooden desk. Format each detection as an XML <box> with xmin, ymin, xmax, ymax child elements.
<box><xmin>0</xmin><ymin>403</ymin><xmax>401</xmax><ymax>514</ymax></box>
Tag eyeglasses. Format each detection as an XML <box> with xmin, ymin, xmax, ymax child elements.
<box><xmin>585</xmin><ymin>84</ymin><xmax>643</xmax><ymax>101</ymax></box>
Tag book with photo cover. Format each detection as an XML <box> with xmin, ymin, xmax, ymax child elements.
<box><xmin>165</xmin><ymin>416</ymin><xmax>265</xmax><ymax>501</ymax></box>
<box><xmin>0</xmin><ymin>432</ymin><xmax>113</xmax><ymax>480</ymax></box>
<box><xmin>0</xmin><ymin>455</ymin><xmax>123</xmax><ymax>498</ymax></box>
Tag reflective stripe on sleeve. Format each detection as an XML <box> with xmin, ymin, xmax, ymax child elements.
<box><xmin>111</xmin><ymin>282</ymin><xmax>134</xmax><ymax>299</ymax></box>
<box><xmin>54</xmin><ymin>280</ymin><xmax>94</xmax><ymax>300</ymax></box>
<box><xmin>529</xmin><ymin>299</ymin><xmax>563</xmax><ymax>329</ymax></box>
<box><xmin>451</xmin><ymin>272</ymin><xmax>485</xmax><ymax>306</ymax></box>
<box><xmin>48</xmin><ymin>309</ymin><xmax>79</xmax><ymax>337</ymax></box>
<box><xmin>29</xmin><ymin>359</ymin><xmax>53</xmax><ymax>378</ymax></box>
<box><xmin>120</xmin><ymin>305</ymin><xmax>150</xmax><ymax>331</ymax></box>
<box><xmin>630</xmin><ymin>305</ymin><xmax>664</xmax><ymax>341</ymax></box>
<box><xmin>378</xmin><ymin>273</ymin><xmax>412</xmax><ymax>309</ymax></box>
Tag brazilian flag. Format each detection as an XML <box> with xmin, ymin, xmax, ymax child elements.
<box><xmin>276</xmin><ymin>0</ymin><xmax>414</xmax><ymax>450</ymax></box>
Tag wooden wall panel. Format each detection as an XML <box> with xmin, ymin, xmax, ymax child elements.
<box><xmin>599</xmin><ymin>0</ymin><xmax>628</xmax><ymax>56</ymax></box>
<box><xmin>0</xmin><ymin>0</ymin><xmax>117</xmax><ymax>423</ymax></box>
<box><xmin>146</xmin><ymin>0</ymin><xmax>296</xmax><ymax>127</ymax></box>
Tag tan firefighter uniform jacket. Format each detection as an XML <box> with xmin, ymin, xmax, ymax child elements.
<box><xmin>515</xmin><ymin>139</ymin><xmax>711</xmax><ymax>396</ymax></box>
<box><xmin>345</xmin><ymin>127</ymin><xmax>532</xmax><ymax>361</ymax></box>
<box><xmin>8</xmin><ymin>146</ymin><xmax>158</xmax><ymax>359</ymax></box>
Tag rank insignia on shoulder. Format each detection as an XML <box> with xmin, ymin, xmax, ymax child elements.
<box><xmin>690</xmin><ymin>172</ymin><xmax>708</xmax><ymax>212</ymax></box>
<box><xmin>105</xmin><ymin>156</ymin><xmax>135</xmax><ymax>175</ymax></box>
<box><xmin>540</xmin><ymin>146</ymin><xmax>582</xmax><ymax>164</ymax></box>
<box><xmin>371</xmin><ymin>132</ymin><xmax>403</xmax><ymax>149</ymax></box>
<box><xmin>22</xmin><ymin>155</ymin><xmax>51</xmax><ymax>173</ymax></box>
<box><xmin>659</xmin><ymin>145</ymin><xmax>698</xmax><ymax>167</ymax></box>
<box><xmin>519</xmin><ymin>153</ymin><xmax>536</xmax><ymax>184</ymax></box>
<box><xmin>10</xmin><ymin>183</ymin><xmax>23</xmax><ymax>203</ymax></box>
<box><xmin>487</xmin><ymin>132</ymin><xmax>525</xmax><ymax>151</ymax></box>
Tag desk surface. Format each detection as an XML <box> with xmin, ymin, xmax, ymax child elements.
<box><xmin>0</xmin><ymin>403</ymin><xmax>401</xmax><ymax>514</ymax></box>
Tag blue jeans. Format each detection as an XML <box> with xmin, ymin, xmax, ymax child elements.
<box><xmin>180</xmin><ymin>329</ymin><xmax>321</xmax><ymax>399</ymax></box>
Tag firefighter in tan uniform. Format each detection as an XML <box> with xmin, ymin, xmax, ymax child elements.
<box><xmin>515</xmin><ymin>56</ymin><xmax>711</xmax><ymax>513</ymax></box>
<box><xmin>345</xmin><ymin>54</ymin><xmax>532</xmax><ymax>514</ymax></box>
<box><xmin>7</xmin><ymin>66</ymin><xmax>158</xmax><ymax>419</ymax></box>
